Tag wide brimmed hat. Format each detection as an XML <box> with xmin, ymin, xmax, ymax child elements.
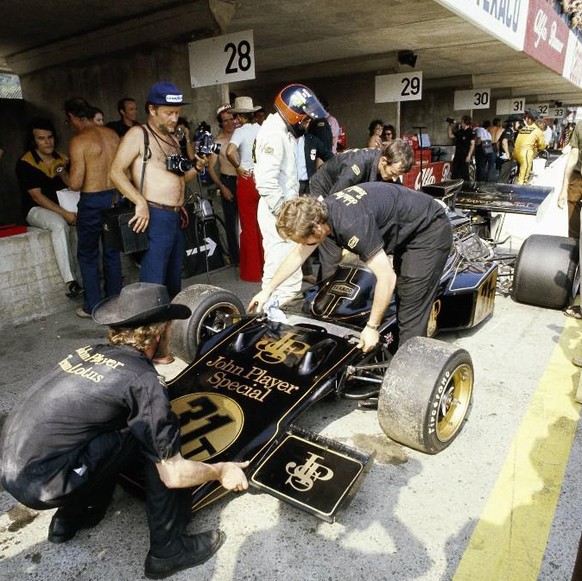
<box><xmin>507</xmin><ymin>114</ymin><xmax>523</xmax><ymax>122</ymax></box>
<box><xmin>92</xmin><ymin>283</ymin><xmax>191</xmax><ymax>327</ymax></box>
<box><xmin>231</xmin><ymin>96</ymin><xmax>261</xmax><ymax>113</ymax></box>
<box><xmin>146</xmin><ymin>82</ymin><xmax>189</xmax><ymax>106</ymax></box>
<box><xmin>524</xmin><ymin>109</ymin><xmax>540</xmax><ymax>121</ymax></box>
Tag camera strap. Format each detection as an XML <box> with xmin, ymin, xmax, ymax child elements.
<box><xmin>139</xmin><ymin>125</ymin><xmax>151</xmax><ymax>194</ymax></box>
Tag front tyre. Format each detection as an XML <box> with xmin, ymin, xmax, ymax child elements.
<box><xmin>377</xmin><ymin>337</ymin><xmax>473</xmax><ymax>454</ymax></box>
<box><xmin>170</xmin><ymin>284</ymin><xmax>245</xmax><ymax>363</ymax></box>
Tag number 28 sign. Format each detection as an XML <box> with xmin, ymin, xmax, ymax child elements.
<box><xmin>189</xmin><ymin>30</ymin><xmax>255</xmax><ymax>88</ymax></box>
<box><xmin>375</xmin><ymin>72</ymin><xmax>423</xmax><ymax>103</ymax></box>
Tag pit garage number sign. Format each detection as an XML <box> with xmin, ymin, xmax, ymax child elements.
<box><xmin>454</xmin><ymin>88</ymin><xmax>491</xmax><ymax>110</ymax></box>
<box><xmin>375</xmin><ymin>72</ymin><xmax>423</xmax><ymax>103</ymax></box>
<box><xmin>496</xmin><ymin>98</ymin><xmax>525</xmax><ymax>115</ymax></box>
<box><xmin>189</xmin><ymin>30</ymin><xmax>255</xmax><ymax>88</ymax></box>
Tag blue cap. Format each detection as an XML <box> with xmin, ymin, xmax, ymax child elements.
<box><xmin>146</xmin><ymin>82</ymin><xmax>188</xmax><ymax>106</ymax></box>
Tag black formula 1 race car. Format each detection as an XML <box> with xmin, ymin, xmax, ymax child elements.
<box><xmin>121</xmin><ymin>179</ymin><xmax>577</xmax><ymax>522</ymax></box>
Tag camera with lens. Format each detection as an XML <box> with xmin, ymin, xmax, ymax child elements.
<box><xmin>194</xmin><ymin>121</ymin><xmax>221</xmax><ymax>156</ymax></box>
<box><xmin>166</xmin><ymin>154</ymin><xmax>195</xmax><ymax>175</ymax></box>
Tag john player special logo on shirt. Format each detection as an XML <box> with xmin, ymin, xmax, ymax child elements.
<box><xmin>58</xmin><ymin>345</ymin><xmax>125</xmax><ymax>383</ymax></box>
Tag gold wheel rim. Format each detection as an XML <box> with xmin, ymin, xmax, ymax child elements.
<box><xmin>436</xmin><ymin>363</ymin><xmax>473</xmax><ymax>442</ymax></box>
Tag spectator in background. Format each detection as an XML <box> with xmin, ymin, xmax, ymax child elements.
<box><xmin>490</xmin><ymin>118</ymin><xmax>504</xmax><ymax>151</ymax></box>
<box><xmin>513</xmin><ymin>109</ymin><xmax>546</xmax><ymax>184</ymax></box>
<box><xmin>308</xmin><ymin>114</ymin><xmax>333</xmax><ymax>153</ymax></box>
<box><xmin>16</xmin><ymin>117</ymin><xmax>83</xmax><ymax>299</ymax></box>
<box><xmin>475</xmin><ymin>120</ymin><xmax>494</xmax><ymax>181</ymax></box>
<box><xmin>448</xmin><ymin>115</ymin><xmax>475</xmax><ymax>181</ymax></box>
<box><xmin>106</xmin><ymin>97</ymin><xmax>139</xmax><ymax>137</ymax></box>
<box><xmin>367</xmin><ymin>119</ymin><xmax>385</xmax><ymax>149</ymax></box>
<box><xmin>383</xmin><ymin>124</ymin><xmax>396</xmax><ymax>143</ymax></box>
<box><xmin>538</xmin><ymin>119</ymin><xmax>554</xmax><ymax>149</ymax></box>
<box><xmin>254</xmin><ymin>107</ymin><xmax>267</xmax><ymax>126</ymax></box>
<box><xmin>92</xmin><ymin>107</ymin><xmax>105</xmax><ymax>126</ymax></box>
<box><xmin>226</xmin><ymin>96</ymin><xmax>263</xmax><ymax>282</ymax></box>
<box><xmin>319</xmin><ymin>96</ymin><xmax>340</xmax><ymax>154</ymax></box>
<box><xmin>497</xmin><ymin>115</ymin><xmax>522</xmax><ymax>184</ymax></box>
<box><xmin>208</xmin><ymin>104</ymin><xmax>240</xmax><ymax>266</ymax></box>
<box><xmin>64</xmin><ymin>97</ymin><xmax>122</xmax><ymax>319</ymax></box>
<box><xmin>176</xmin><ymin>116</ymin><xmax>196</xmax><ymax>161</ymax></box>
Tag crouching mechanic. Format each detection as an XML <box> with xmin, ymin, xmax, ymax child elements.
<box><xmin>248</xmin><ymin>182</ymin><xmax>452</xmax><ymax>352</ymax></box>
<box><xmin>0</xmin><ymin>282</ymin><xmax>248</xmax><ymax>579</ymax></box>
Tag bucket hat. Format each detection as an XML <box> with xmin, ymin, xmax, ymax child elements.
<box><xmin>146</xmin><ymin>82</ymin><xmax>189</xmax><ymax>106</ymax></box>
<box><xmin>92</xmin><ymin>283</ymin><xmax>191</xmax><ymax>327</ymax></box>
<box><xmin>231</xmin><ymin>96</ymin><xmax>261</xmax><ymax>113</ymax></box>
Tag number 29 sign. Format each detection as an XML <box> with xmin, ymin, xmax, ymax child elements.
<box><xmin>189</xmin><ymin>30</ymin><xmax>255</xmax><ymax>88</ymax></box>
<box><xmin>375</xmin><ymin>72</ymin><xmax>423</xmax><ymax>103</ymax></box>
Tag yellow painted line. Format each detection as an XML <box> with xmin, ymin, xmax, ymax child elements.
<box><xmin>453</xmin><ymin>317</ymin><xmax>582</xmax><ymax>581</ymax></box>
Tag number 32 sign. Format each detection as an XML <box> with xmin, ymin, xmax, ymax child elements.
<box><xmin>375</xmin><ymin>72</ymin><xmax>423</xmax><ymax>103</ymax></box>
<box><xmin>189</xmin><ymin>30</ymin><xmax>255</xmax><ymax>88</ymax></box>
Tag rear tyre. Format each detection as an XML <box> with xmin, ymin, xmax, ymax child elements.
<box><xmin>170</xmin><ymin>284</ymin><xmax>245</xmax><ymax>363</ymax></box>
<box><xmin>512</xmin><ymin>234</ymin><xmax>579</xmax><ymax>309</ymax></box>
<box><xmin>377</xmin><ymin>337</ymin><xmax>473</xmax><ymax>454</ymax></box>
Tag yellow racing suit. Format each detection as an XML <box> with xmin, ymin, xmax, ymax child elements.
<box><xmin>512</xmin><ymin>123</ymin><xmax>546</xmax><ymax>184</ymax></box>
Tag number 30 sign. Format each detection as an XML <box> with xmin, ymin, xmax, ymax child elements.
<box><xmin>375</xmin><ymin>72</ymin><xmax>423</xmax><ymax>103</ymax></box>
<box><xmin>189</xmin><ymin>30</ymin><xmax>256</xmax><ymax>88</ymax></box>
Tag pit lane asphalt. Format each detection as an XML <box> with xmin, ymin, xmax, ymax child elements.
<box><xmin>0</xmin><ymin>265</ymin><xmax>581</xmax><ymax>581</ymax></box>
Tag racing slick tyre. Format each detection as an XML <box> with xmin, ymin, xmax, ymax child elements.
<box><xmin>170</xmin><ymin>284</ymin><xmax>245</xmax><ymax>363</ymax></box>
<box><xmin>512</xmin><ymin>234</ymin><xmax>579</xmax><ymax>309</ymax></box>
<box><xmin>377</xmin><ymin>337</ymin><xmax>473</xmax><ymax>455</ymax></box>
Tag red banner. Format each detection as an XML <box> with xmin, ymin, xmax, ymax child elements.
<box><xmin>402</xmin><ymin>162</ymin><xmax>452</xmax><ymax>191</ymax></box>
<box><xmin>524</xmin><ymin>0</ymin><xmax>569</xmax><ymax>75</ymax></box>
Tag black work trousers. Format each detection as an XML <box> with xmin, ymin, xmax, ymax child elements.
<box><xmin>393</xmin><ymin>213</ymin><xmax>453</xmax><ymax>347</ymax></box>
<box><xmin>8</xmin><ymin>429</ymin><xmax>189</xmax><ymax>557</ymax></box>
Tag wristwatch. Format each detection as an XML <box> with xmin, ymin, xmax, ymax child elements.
<box><xmin>366</xmin><ymin>322</ymin><xmax>379</xmax><ymax>330</ymax></box>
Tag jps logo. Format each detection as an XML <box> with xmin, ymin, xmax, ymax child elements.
<box><xmin>255</xmin><ymin>332</ymin><xmax>310</xmax><ymax>364</ymax></box>
<box><xmin>285</xmin><ymin>452</ymin><xmax>334</xmax><ymax>492</ymax></box>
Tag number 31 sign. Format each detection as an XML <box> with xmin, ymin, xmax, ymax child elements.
<box><xmin>375</xmin><ymin>72</ymin><xmax>423</xmax><ymax>103</ymax></box>
<box><xmin>189</xmin><ymin>30</ymin><xmax>255</xmax><ymax>88</ymax></box>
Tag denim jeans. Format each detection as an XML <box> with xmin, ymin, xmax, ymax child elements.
<box><xmin>77</xmin><ymin>190</ymin><xmax>122</xmax><ymax>312</ymax></box>
<box><xmin>140</xmin><ymin>206</ymin><xmax>185</xmax><ymax>298</ymax></box>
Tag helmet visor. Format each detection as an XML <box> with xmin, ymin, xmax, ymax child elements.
<box><xmin>286</xmin><ymin>86</ymin><xmax>328</xmax><ymax>120</ymax></box>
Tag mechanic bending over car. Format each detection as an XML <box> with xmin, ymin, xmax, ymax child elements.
<box><xmin>0</xmin><ymin>283</ymin><xmax>249</xmax><ymax>580</ymax></box>
<box><xmin>309</xmin><ymin>138</ymin><xmax>414</xmax><ymax>279</ymax></box>
<box><xmin>248</xmin><ymin>182</ymin><xmax>452</xmax><ymax>353</ymax></box>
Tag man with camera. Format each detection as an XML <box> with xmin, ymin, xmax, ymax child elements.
<box><xmin>111</xmin><ymin>81</ymin><xmax>205</xmax><ymax>298</ymax></box>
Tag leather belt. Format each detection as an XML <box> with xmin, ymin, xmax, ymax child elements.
<box><xmin>147</xmin><ymin>201</ymin><xmax>182</xmax><ymax>213</ymax></box>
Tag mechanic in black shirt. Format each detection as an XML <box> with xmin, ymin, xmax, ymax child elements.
<box><xmin>309</xmin><ymin>138</ymin><xmax>414</xmax><ymax>279</ymax></box>
<box><xmin>248</xmin><ymin>182</ymin><xmax>452</xmax><ymax>352</ymax></box>
<box><xmin>0</xmin><ymin>282</ymin><xmax>248</xmax><ymax>579</ymax></box>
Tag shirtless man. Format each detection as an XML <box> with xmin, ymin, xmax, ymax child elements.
<box><xmin>64</xmin><ymin>97</ymin><xmax>122</xmax><ymax>318</ymax></box>
<box><xmin>207</xmin><ymin>104</ymin><xmax>240</xmax><ymax>266</ymax></box>
<box><xmin>110</xmin><ymin>82</ymin><xmax>205</xmax><ymax>364</ymax></box>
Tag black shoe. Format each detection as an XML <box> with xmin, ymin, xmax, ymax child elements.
<box><xmin>47</xmin><ymin>504</ymin><xmax>108</xmax><ymax>544</ymax></box>
<box><xmin>144</xmin><ymin>530</ymin><xmax>225</xmax><ymax>579</ymax></box>
<box><xmin>65</xmin><ymin>281</ymin><xmax>84</xmax><ymax>299</ymax></box>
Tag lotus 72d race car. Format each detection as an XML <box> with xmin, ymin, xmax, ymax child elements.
<box><xmin>121</xmin><ymin>179</ymin><xmax>579</xmax><ymax>522</ymax></box>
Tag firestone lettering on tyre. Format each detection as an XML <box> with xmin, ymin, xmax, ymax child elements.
<box><xmin>427</xmin><ymin>370</ymin><xmax>451</xmax><ymax>435</ymax></box>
